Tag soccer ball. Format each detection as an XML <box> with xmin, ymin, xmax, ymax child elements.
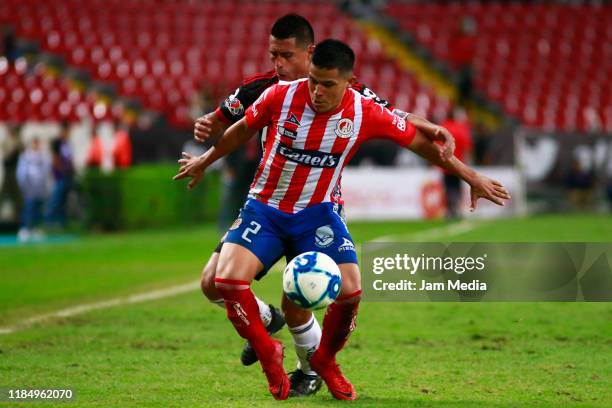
<box><xmin>283</xmin><ymin>251</ymin><xmax>342</xmax><ymax>310</ymax></box>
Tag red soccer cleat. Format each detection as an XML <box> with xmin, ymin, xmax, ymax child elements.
<box><xmin>259</xmin><ymin>340</ymin><xmax>290</xmax><ymax>400</ymax></box>
<box><xmin>310</xmin><ymin>349</ymin><xmax>356</xmax><ymax>400</ymax></box>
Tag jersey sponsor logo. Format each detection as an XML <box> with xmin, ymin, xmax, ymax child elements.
<box><xmin>391</xmin><ymin>108</ymin><xmax>409</xmax><ymax>119</ymax></box>
<box><xmin>277</xmin><ymin>143</ymin><xmax>340</xmax><ymax>168</ymax></box>
<box><xmin>392</xmin><ymin>114</ymin><xmax>406</xmax><ymax>131</ymax></box>
<box><xmin>315</xmin><ymin>225</ymin><xmax>335</xmax><ymax>248</ymax></box>
<box><xmin>231</xmin><ymin>302</ymin><xmax>250</xmax><ymax>326</ymax></box>
<box><xmin>335</xmin><ymin>118</ymin><xmax>354</xmax><ymax>138</ymax></box>
<box><xmin>277</xmin><ymin>114</ymin><xmax>299</xmax><ymax>140</ymax></box>
<box><xmin>277</xmin><ymin>125</ymin><xmax>298</xmax><ymax>139</ymax></box>
<box><xmin>338</xmin><ymin>237</ymin><xmax>355</xmax><ymax>252</ymax></box>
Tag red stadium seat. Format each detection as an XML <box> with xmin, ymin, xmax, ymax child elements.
<box><xmin>0</xmin><ymin>0</ymin><xmax>455</xmax><ymax>126</ymax></box>
<box><xmin>384</xmin><ymin>1</ymin><xmax>611</xmax><ymax>131</ymax></box>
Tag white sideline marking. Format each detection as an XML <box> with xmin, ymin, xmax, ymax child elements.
<box><xmin>0</xmin><ymin>220</ymin><xmax>483</xmax><ymax>336</ymax></box>
<box><xmin>0</xmin><ymin>281</ymin><xmax>200</xmax><ymax>335</ymax></box>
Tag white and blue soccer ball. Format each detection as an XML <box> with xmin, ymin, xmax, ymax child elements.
<box><xmin>283</xmin><ymin>251</ymin><xmax>342</xmax><ymax>310</ymax></box>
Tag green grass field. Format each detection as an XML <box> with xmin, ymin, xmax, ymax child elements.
<box><xmin>1</xmin><ymin>215</ymin><xmax>611</xmax><ymax>407</ymax></box>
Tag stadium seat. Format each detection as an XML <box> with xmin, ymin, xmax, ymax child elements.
<box><xmin>385</xmin><ymin>1</ymin><xmax>611</xmax><ymax>131</ymax></box>
<box><xmin>1</xmin><ymin>0</ymin><xmax>454</xmax><ymax>126</ymax></box>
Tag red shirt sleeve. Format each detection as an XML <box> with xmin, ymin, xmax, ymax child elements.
<box><xmin>360</xmin><ymin>100</ymin><xmax>416</xmax><ymax>147</ymax></box>
<box><xmin>244</xmin><ymin>85</ymin><xmax>278</xmax><ymax>130</ymax></box>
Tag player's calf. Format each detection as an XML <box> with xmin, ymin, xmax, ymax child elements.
<box><xmin>241</xmin><ymin>304</ymin><xmax>285</xmax><ymax>366</ymax></box>
<box><xmin>317</xmin><ymin>289</ymin><xmax>361</xmax><ymax>360</ymax></box>
<box><xmin>203</xmin><ymin>249</ymin><xmax>286</xmax><ymax>366</ymax></box>
<box><xmin>311</xmin><ymin>267</ymin><xmax>361</xmax><ymax>400</ymax></box>
<box><xmin>282</xmin><ymin>296</ymin><xmax>322</xmax><ymax>374</ymax></box>
<box><xmin>310</xmin><ymin>294</ymin><xmax>361</xmax><ymax>400</ymax></box>
<box><xmin>214</xmin><ymin>277</ymin><xmax>289</xmax><ymax>400</ymax></box>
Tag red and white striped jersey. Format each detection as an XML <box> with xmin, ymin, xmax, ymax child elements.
<box><xmin>244</xmin><ymin>78</ymin><xmax>416</xmax><ymax>214</ymax></box>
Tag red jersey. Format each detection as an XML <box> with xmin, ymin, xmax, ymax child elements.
<box><xmin>244</xmin><ymin>78</ymin><xmax>416</xmax><ymax>214</ymax></box>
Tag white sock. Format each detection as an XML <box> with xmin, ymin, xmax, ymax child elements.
<box><xmin>254</xmin><ymin>296</ymin><xmax>272</xmax><ymax>327</ymax></box>
<box><xmin>289</xmin><ymin>315</ymin><xmax>321</xmax><ymax>375</ymax></box>
<box><xmin>212</xmin><ymin>296</ymin><xmax>272</xmax><ymax>327</ymax></box>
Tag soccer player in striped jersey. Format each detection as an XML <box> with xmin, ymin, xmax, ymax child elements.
<box><xmin>176</xmin><ymin>39</ymin><xmax>510</xmax><ymax>400</ymax></box>
<box><xmin>193</xmin><ymin>14</ymin><xmax>455</xmax><ymax>398</ymax></box>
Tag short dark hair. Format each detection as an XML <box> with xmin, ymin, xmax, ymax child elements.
<box><xmin>270</xmin><ymin>14</ymin><xmax>315</xmax><ymax>48</ymax></box>
<box><xmin>311</xmin><ymin>39</ymin><xmax>355</xmax><ymax>76</ymax></box>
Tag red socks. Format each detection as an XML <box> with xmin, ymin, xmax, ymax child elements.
<box><xmin>317</xmin><ymin>290</ymin><xmax>361</xmax><ymax>359</ymax></box>
<box><xmin>214</xmin><ymin>278</ymin><xmax>275</xmax><ymax>357</ymax></box>
<box><xmin>215</xmin><ymin>278</ymin><xmax>361</xmax><ymax>364</ymax></box>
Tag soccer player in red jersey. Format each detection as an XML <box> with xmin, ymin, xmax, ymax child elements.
<box><xmin>175</xmin><ymin>39</ymin><xmax>510</xmax><ymax>400</ymax></box>
<box><xmin>192</xmin><ymin>14</ymin><xmax>455</xmax><ymax>397</ymax></box>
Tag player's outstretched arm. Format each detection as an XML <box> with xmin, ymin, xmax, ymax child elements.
<box><xmin>194</xmin><ymin>111</ymin><xmax>229</xmax><ymax>144</ymax></box>
<box><xmin>405</xmin><ymin>113</ymin><xmax>455</xmax><ymax>161</ymax></box>
<box><xmin>407</xmin><ymin>129</ymin><xmax>511</xmax><ymax>211</ymax></box>
<box><xmin>174</xmin><ymin>117</ymin><xmax>257</xmax><ymax>189</ymax></box>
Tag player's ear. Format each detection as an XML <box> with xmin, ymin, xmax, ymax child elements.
<box><xmin>344</xmin><ymin>71</ymin><xmax>354</xmax><ymax>88</ymax></box>
<box><xmin>307</xmin><ymin>44</ymin><xmax>315</xmax><ymax>57</ymax></box>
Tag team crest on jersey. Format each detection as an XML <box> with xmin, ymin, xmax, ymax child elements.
<box><xmin>224</xmin><ymin>95</ymin><xmax>244</xmax><ymax>116</ymax></box>
<box><xmin>335</xmin><ymin>118</ymin><xmax>353</xmax><ymax>138</ymax></box>
<box><xmin>315</xmin><ymin>225</ymin><xmax>335</xmax><ymax>248</ymax></box>
<box><xmin>286</xmin><ymin>112</ymin><xmax>301</xmax><ymax>126</ymax></box>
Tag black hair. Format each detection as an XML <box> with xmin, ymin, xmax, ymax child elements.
<box><xmin>311</xmin><ymin>39</ymin><xmax>355</xmax><ymax>76</ymax></box>
<box><xmin>270</xmin><ymin>14</ymin><xmax>315</xmax><ymax>48</ymax></box>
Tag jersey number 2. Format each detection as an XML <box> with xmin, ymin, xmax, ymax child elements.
<box><xmin>242</xmin><ymin>221</ymin><xmax>261</xmax><ymax>243</ymax></box>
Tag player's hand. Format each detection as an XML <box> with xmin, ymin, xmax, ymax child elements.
<box><xmin>173</xmin><ymin>152</ymin><xmax>206</xmax><ymax>189</ymax></box>
<box><xmin>468</xmin><ymin>175</ymin><xmax>511</xmax><ymax>211</ymax></box>
<box><xmin>194</xmin><ymin>114</ymin><xmax>214</xmax><ymax>143</ymax></box>
<box><xmin>434</xmin><ymin>126</ymin><xmax>455</xmax><ymax>161</ymax></box>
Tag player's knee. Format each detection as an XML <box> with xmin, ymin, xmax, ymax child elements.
<box><xmin>201</xmin><ymin>253</ymin><xmax>221</xmax><ymax>300</ymax></box>
<box><xmin>282</xmin><ymin>294</ymin><xmax>313</xmax><ymax>327</ymax></box>
<box><xmin>338</xmin><ymin>263</ymin><xmax>361</xmax><ymax>295</ymax></box>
